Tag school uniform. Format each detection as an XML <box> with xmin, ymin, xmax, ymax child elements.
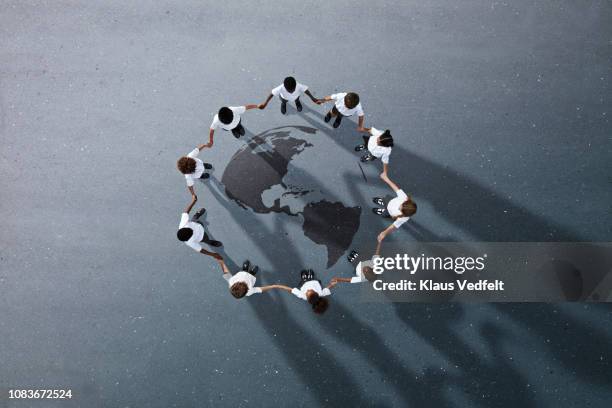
<box><xmin>386</xmin><ymin>190</ymin><xmax>411</xmax><ymax>228</ymax></box>
<box><xmin>178</xmin><ymin>213</ymin><xmax>216</xmax><ymax>252</ymax></box>
<box><xmin>223</xmin><ymin>271</ymin><xmax>263</xmax><ymax>296</ymax></box>
<box><xmin>363</xmin><ymin>127</ymin><xmax>392</xmax><ymax>164</ymax></box>
<box><xmin>291</xmin><ymin>280</ymin><xmax>331</xmax><ymax>300</ymax></box>
<box><xmin>183</xmin><ymin>148</ymin><xmax>209</xmax><ymax>187</ymax></box>
<box><xmin>351</xmin><ymin>260</ymin><xmax>375</xmax><ymax>283</ymax></box>
<box><xmin>210</xmin><ymin>106</ymin><xmax>246</xmax><ymax>137</ymax></box>
<box><xmin>330</xmin><ymin>92</ymin><xmax>364</xmax><ymax>117</ymax></box>
<box><xmin>271</xmin><ymin>82</ymin><xmax>308</xmax><ymax>102</ymax></box>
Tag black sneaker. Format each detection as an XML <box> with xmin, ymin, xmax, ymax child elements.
<box><xmin>250</xmin><ymin>265</ymin><xmax>259</xmax><ymax>275</ymax></box>
<box><xmin>280</xmin><ymin>101</ymin><xmax>287</xmax><ymax>115</ymax></box>
<box><xmin>194</xmin><ymin>208</ymin><xmax>206</xmax><ymax>219</ymax></box>
<box><xmin>233</xmin><ymin>132</ymin><xmax>241</xmax><ymax>139</ymax></box>
<box><xmin>333</xmin><ymin>116</ymin><xmax>342</xmax><ymax>128</ymax></box>
<box><xmin>372</xmin><ymin>208</ymin><xmax>386</xmax><ymax>216</ymax></box>
<box><xmin>361</xmin><ymin>154</ymin><xmax>376</xmax><ymax>162</ymax></box>
<box><xmin>203</xmin><ymin>163</ymin><xmax>213</xmax><ymax>170</ymax></box>
<box><xmin>295</xmin><ymin>99</ymin><xmax>303</xmax><ymax>112</ymax></box>
<box><xmin>238</xmin><ymin>126</ymin><xmax>245</xmax><ymax>136</ymax></box>
<box><xmin>242</xmin><ymin>260</ymin><xmax>251</xmax><ymax>272</ymax></box>
<box><xmin>355</xmin><ymin>144</ymin><xmax>366</xmax><ymax>152</ymax></box>
<box><xmin>372</xmin><ymin>197</ymin><xmax>385</xmax><ymax>206</ymax></box>
<box><xmin>307</xmin><ymin>268</ymin><xmax>315</xmax><ymax>280</ymax></box>
<box><xmin>200</xmin><ymin>173</ymin><xmax>210</xmax><ymax>179</ymax></box>
<box><xmin>347</xmin><ymin>250</ymin><xmax>359</xmax><ymax>263</ymax></box>
<box><xmin>300</xmin><ymin>269</ymin><xmax>309</xmax><ymax>280</ymax></box>
<box><xmin>324</xmin><ymin>112</ymin><xmax>332</xmax><ymax>123</ymax></box>
<box><xmin>208</xmin><ymin>240</ymin><xmax>223</xmax><ymax>247</ymax></box>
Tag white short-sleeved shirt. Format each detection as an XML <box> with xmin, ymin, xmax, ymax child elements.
<box><xmin>210</xmin><ymin>106</ymin><xmax>246</xmax><ymax>131</ymax></box>
<box><xmin>184</xmin><ymin>148</ymin><xmax>205</xmax><ymax>187</ymax></box>
<box><xmin>387</xmin><ymin>189</ymin><xmax>411</xmax><ymax>228</ymax></box>
<box><xmin>351</xmin><ymin>260</ymin><xmax>375</xmax><ymax>283</ymax></box>
<box><xmin>331</xmin><ymin>92</ymin><xmax>364</xmax><ymax>117</ymax></box>
<box><xmin>368</xmin><ymin>127</ymin><xmax>392</xmax><ymax>164</ymax></box>
<box><xmin>291</xmin><ymin>280</ymin><xmax>331</xmax><ymax>300</ymax></box>
<box><xmin>223</xmin><ymin>271</ymin><xmax>263</xmax><ymax>296</ymax></box>
<box><xmin>179</xmin><ymin>213</ymin><xmax>205</xmax><ymax>252</ymax></box>
<box><xmin>271</xmin><ymin>83</ymin><xmax>308</xmax><ymax>102</ymax></box>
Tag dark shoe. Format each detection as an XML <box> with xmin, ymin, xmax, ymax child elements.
<box><xmin>372</xmin><ymin>197</ymin><xmax>385</xmax><ymax>206</ymax></box>
<box><xmin>295</xmin><ymin>99</ymin><xmax>303</xmax><ymax>112</ymax></box>
<box><xmin>208</xmin><ymin>240</ymin><xmax>223</xmax><ymax>247</ymax></box>
<box><xmin>300</xmin><ymin>270</ymin><xmax>309</xmax><ymax>280</ymax></box>
<box><xmin>242</xmin><ymin>260</ymin><xmax>251</xmax><ymax>272</ymax></box>
<box><xmin>307</xmin><ymin>269</ymin><xmax>315</xmax><ymax>280</ymax></box>
<box><xmin>347</xmin><ymin>250</ymin><xmax>359</xmax><ymax>263</ymax></box>
<box><xmin>203</xmin><ymin>163</ymin><xmax>213</xmax><ymax>170</ymax></box>
<box><xmin>200</xmin><ymin>173</ymin><xmax>210</xmax><ymax>179</ymax></box>
<box><xmin>194</xmin><ymin>208</ymin><xmax>206</xmax><ymax>219</ymax></box>
<box><xmin>324</xmin><ymin>112</ymin><xmax>332</xmax><ymax>123</ymax></box>
<box><xmin>355</xmin><ymin>144</ymin><xmax>366</xmax><ymax>152</ymax></box>
<box><xmin>250</xmin><ymin>265</ymin><xmax>259</xmax><ymax>275</ymax></box>
<box><xmin>238</xmin><ymin>125</ymin><xmax>245</xmax><ymax>136</ymax></box>
<box><xmin>372</xmin><ymin>208</ymin><xmax>386</xmax><ymax>216</ymax></box>
<box><xmin>361</xmin><ymin>153</ymin><xmax>376</xmax><ymax>162</ymax></box>
<box><xmin>333</xmin><ymin>116</ymin><xmax>342</xmax><ymax>128</ymax></box>
<box><xmin>232</xmin><ymin>131</ymin><xmax>241</xmax><ymax>139</ymax></box>
<box><xmin>280</xmin><ymin>101</ymin><xmax>287</xmax><ymax>115</ymax></box>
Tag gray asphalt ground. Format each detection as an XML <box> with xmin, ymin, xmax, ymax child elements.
<box><xmin>1</xmin><ymin>1</ymin><xmax>611</xmax><ymax>407</ymax></box>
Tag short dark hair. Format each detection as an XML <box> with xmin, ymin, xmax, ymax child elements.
<box><xmin>312</xmin><ymin>297</ymin><xmax>329</xmax><ymax>314</ymax></box>
<box><xmin>218</xmin><ymin>107</ymin><xmax>233</xmax><ymax>124</ymax></box>
<box><xmin>177</xmin><ymin>156</ymin><xmax>197</xmax><ymax>174</ymax></box>
<box><xmin>306</xmin><ymin>291</ymin><xmax>320</xmax><ymax>305</ymax></box>
<box><xmin>230</xmin><ymin>282</ymin><xmax>248</xmax><ymax>299</ymax></box>
<box><xmin>177</xmin><ymin>227</ymin><xmax>193</xmax><ymax>241</ymax></box>
<box><xmin>344</xmin><ymin>92</ymin><xmax>360</xmax><ymax>109</ymax></box>
<box><xmin>401</xmin><ymin>198</ymin><xmax>417</xmax><ymax>217</ymax></box>
<box><xmin>378</xmin><ymin>130</ymin><xmax>394</xmax><ymax>147</ymax></box>
<box><xmin>362</xmin><ymin>266</ymin><xmax>377</xmax><ymax>282</ymax></box>
<box><xmin>283</xmin><ymin>76</ymin><xmax>297</xmax><ymax>92</ymax></box>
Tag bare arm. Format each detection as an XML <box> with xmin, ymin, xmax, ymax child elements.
<box><xmin>206</xmin><ymin>128</ymin><xmax>215</xmax><ymax>148</ymax></box>
<box><xmin>380</xmin><ymin>171</ymin><xmax>401</xmax><ymax>192</ymax></box>
<box><xmin>330</xmin><ymin>277</ymin><xmax>352</xmax><ymax>284</ymax></box>
<box><xmin>273</xmin><ymin>284</ymin><xmax>294</xmax><ymax>293</ymax></box>
<box><xmin>318</xmin><ymin>95</ymin><xmax>333</xmax><ymax>104</ymax></box>
<box><xmin>325</xmin><ymin>280</ymin><xmax>339</xmax><ymax>290</ymax></box>
<box><xmin>304</xmin><ymin>89</ymin><xmax>318</xmax><ymax>103</ymax></box>
<box><xmin>245</xmin><ymin>104</ymin><xmax>258</xmax><ymax>110</ymax></box>
<box><xmin>187</xmin><ymin>185</ymin><xmax>197</xmax><ymax>199</ymax></box>
<box><xmin>218</xmin><ymin>259</ymin><xmax>231</xmax><ymax>275</ymax></box>
<box><xmin>200</xmin><ymin>248</ymin><xmax>223</xmax><ymax>260</ymax></box>
<box><xmin>381</xmin><ymin>162</ymin><xmax>389</xmax><ymax>177</ymax></box>
<box><xmin>259</xmin><ymin>94</ymin><xmax>274</xmax><ymax>109</ymax></box>
<box><xmin>377</xmin><ymin>224</ymin><xmax>396</xmax><ymax>243</ymax></box>
<box><xmin>258</xmin><ymin>285</ymin><xmax>288</xmax><ymax>293</ymax></box>
<box><xmin>184</xmin><ymin>195</ymin><xmax>197</xmax><ymax>214</ymax></box>
<box><xmin>375</xmin><ymin>239</ymin><xmax>382</xmax><ymax>256</ymax></box>
<box><xmin>357</xmin><ymin>115</ymin><xmax>366</xmax><ymax>132</ymax></box>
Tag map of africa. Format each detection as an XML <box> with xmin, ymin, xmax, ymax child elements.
<box><xmin>221</xmin><ymin>126</ymin><xmax>361</xmax><ymax>267</ymax></box>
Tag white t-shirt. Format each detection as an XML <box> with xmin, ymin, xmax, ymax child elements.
<box><xmin>271</xmin><ymin>83</ymin><xmax>308</xmax><ymax>102</ymax></box>
<box><xmin>184</xmin><ymin>148</ymin><xmax>205</xmax><ymax>187</ymax></box>
<box><xmin>179</xmin><ymin>212</ymin><xmax>205</xmax><ymax>252</ymax></box>
<box><xmin>387</xmin><ymin>189</ymin><xmax>411</xmax><ymax>228</ymax></box>
<box><xmin>223</xmin><ymin>271</ymin><xmax>263</xmax><ymax>296</ymax></box>
<box><xmin>210</xmin><ymin>106</ymin><xmax>246</xmax><ymax>131</ymax></box>
<box><xmin>368</xmin><ymin>127</ymin><xmax>392</xmax><ymax>164</ymax></box>
<box><xmin>331</xmin><ymin>92</ymin><xmax>364</xmax><ymax>117</ymax></box>
<box><xmin>291</xmin><ymin>280</ymin><xmax>331</xmax><ymax>300</ymax></box>
<box><xmin>351</xmin><ymin>260</ymin><xmax>374</xmax><ymax>283</ymax></box>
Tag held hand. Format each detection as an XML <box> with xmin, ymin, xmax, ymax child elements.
<box><xmin>357</xmin><ymin>127</ymin><xmax>367</xmax><ymax>132</ymax></box>
<box><xmin>191</xmin><ymin>194</ymin><xmax>198</xmax><ymax>202</ymax></box>
<box><xmin>258</xmin><ymin>104</ymin><xmax>266</xmax><ymax>110</ymax></box>
<box><xmin>315</xmin><ymin>99</ymin><xmax>323</xmax><ymax>105</ymax></box>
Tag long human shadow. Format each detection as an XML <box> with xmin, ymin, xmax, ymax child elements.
<box><xmin>206</xmin><ymin>177</ymin><xmax>384</xmax><ymax>407</ymax></box>
<box><xmin>299</xmin><ymin>104</ymin><xmax>583</xmax><ymax>242</ymax></box>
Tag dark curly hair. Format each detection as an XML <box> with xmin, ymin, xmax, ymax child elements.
<box><xmin>218</xmin><ymin>107</ymin><xmax>234</xmax><ymax>125</ymax></box>
<box><xmin>177</xmin><ymin>156</ymin><xmax>197</xmax><ymax>174</ymax></box>
<box><xmin>177</xmin><ymin>227</ymin><xmax>194</xmax><ymax>241</ymax></box>
<box><xmin>283</xmin><ymin>76</ymin><xmax>297</xmax><ymax>93</ymax></box>
<box><xmin>344</xmin><ymin>92</ymin><xmax>360</xmax><ymax>109</ymax></box>
<box><xmin>312</xmin><ymin>297</ymin><xmax>329</xmax><ymax>314</ymax></box>
<box><xmin>230</xmin><ymin>282</ymin><xmax>248</xmax><ymax>299</ymax></box>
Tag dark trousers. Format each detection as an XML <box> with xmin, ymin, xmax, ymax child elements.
<box><xmin>195</xmin><ymin>220</ymin><xmax>216</xmax><ymax>245</ymax></box>
<box><xmin>331</xmin><ymin>106</ymin><xmax>344</xmax><ymax>125</ymax></box>
<box><xmin>231</xmin><ymin>120</ymin><xmax>245</xmax><ymax>138</ymax></box>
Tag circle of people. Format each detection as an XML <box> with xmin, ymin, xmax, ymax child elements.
<box><xmin>176</xmin><ymin>76</ymin><xmax>417</xmax><ymax>315</ymax></box>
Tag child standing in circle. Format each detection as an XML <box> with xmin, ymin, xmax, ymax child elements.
<box><xmin>317</xmin><ymin>91</ymin><xmax>366</xmax><ymax>130</ymax></box>
<box><xmin>207</xmin><ymin>104</ymin><xmax>259</xmax><ymax>147</ymax></box>
<box><xmin>275</xmin><ymin>269</ymin><xmax>336</xmax><ymax>314</ymax></box>
<box><xmin>176</xmin><ymin>143</ymin><xmax>213</xmax><ymax>199</ymax></box>
<box><xmin>218</xmin><ymin>259</ymin><xmax>281</xmax><ymax>299</ymax></box>
<box><xmin>355</xmin><ymin>127</ymin><xmax>393</xmax><ymax>171</ymax></box>
<box><xmin>372</xmin><ymin>172</ymin><xmax>417</xmax><ymax>243</ymax></box>
<box><xmin>258</xmin><ymin>76</ymin><xmax>319</xmax><ymax>114</ymax></box>
<box><xmin>176</xmin><ymin>195</ymin><xmax>223</xmax><ymax>255</ymax></box>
